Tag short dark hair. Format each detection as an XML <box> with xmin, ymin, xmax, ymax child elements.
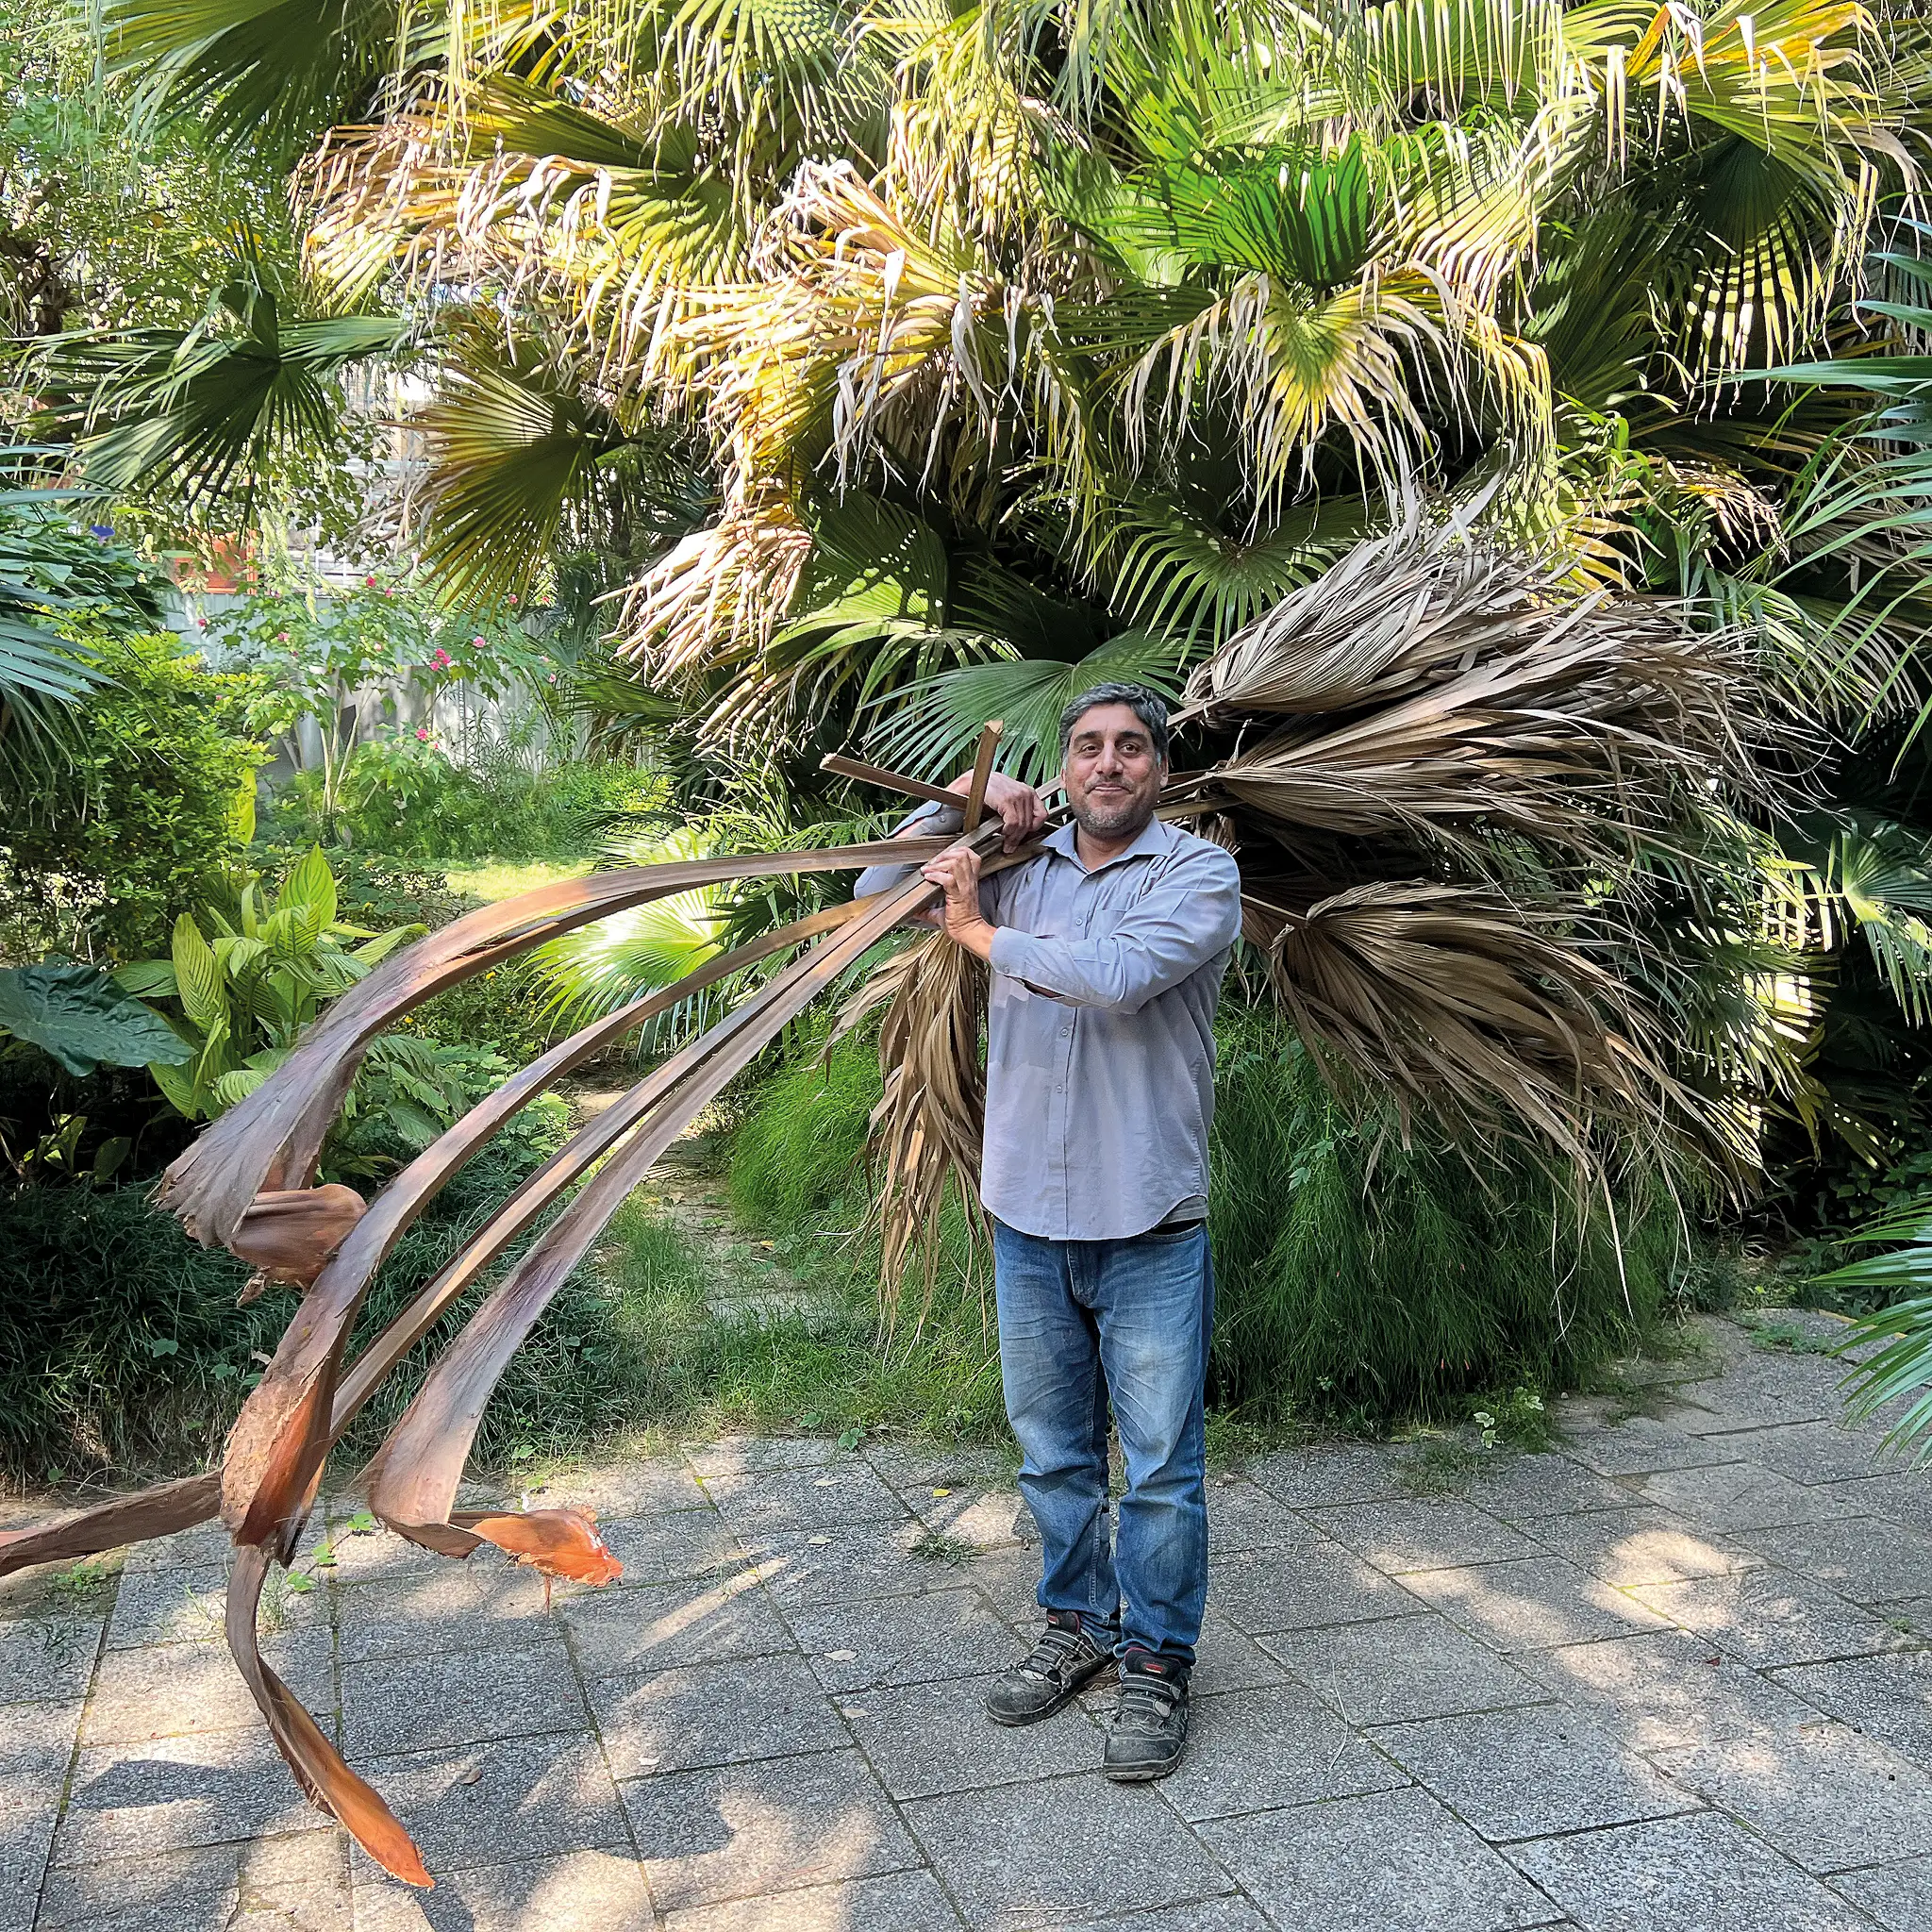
<box><xmin>1058</xmin><ymin>682</ymin><xmax>1171</xmax><ymax>763</ymax></box>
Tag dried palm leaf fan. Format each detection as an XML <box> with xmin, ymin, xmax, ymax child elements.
<box><xmin>848</xmin><ymin>514</ymin><xmax>1766</xmax><ymax>1290</ymax></box>
<box><xmin>0</xmin><ymin>526</ymin><xmax>1758</xmax><ymax>1889</ymax></box>
<box><xmin>828</xmin><ymin>728</ymin><xmax>1007</xmax><ymax>1336</ymax></box>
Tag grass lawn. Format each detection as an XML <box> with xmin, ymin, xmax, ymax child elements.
<box><xmin>443</xmin><ymin>858</ymin><xmax>597</xmax><ymax>903</ymax></box>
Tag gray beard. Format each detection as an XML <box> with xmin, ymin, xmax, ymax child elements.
<box><xmin>1072</xmin><ymin>793</ymin><xmax>1157</xmax><ymax>841</ymax></box>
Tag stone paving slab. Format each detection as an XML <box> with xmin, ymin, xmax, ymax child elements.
<box><xmin>34</xmin><ymin>1830</ymin><xmax>344</xmax><ymax>1932</ymax></box>
<box><xmin>0</xmin><ymin>1621</ymin><xmax>96</xmax><ymax>1707</ymax></box>
<box><xmin>1651</xmin><ymin>1724</ymin><xmax>1932</xmax><ymax>1875</ymax></box>
<box><xmin>1259</xmin><ymin>1610</ymin><xmax>1552</xmax><ymax>1725</ymax></box>
<box><xmin>1827</xmin><ymin>1855</ymin><xmax>1932</xmax><ymax>1932</ymax></box>
<box><xmin>1507</xmin><ymin>1808</ymin><xmax>1880</xmax><ymax>1931</ymax></box>
<box><xmin>588</xmin><ymin>1654</ymin><xmax>848</xmax><ymax>1780</ymax></box>
<box><xmin>54</xmin><ymin>1729</ymin><xmax>322</xmax><ymax>1866</ymax></box>
<box><xmin>616</xmin><ymin>1747</ymin><xmax>921</xmax><ymax>1916</ymax></box>
<box><xmin>1370</xmin><ymin>1705</ymin><xmax>1703</xmax><ymax>1842</ymax></box>
<box><xmin>1627</xmin><ymin>1567</ymin><xmax>1918</xmax><ymax>1671</ymax></box>
<box><xmin>902</xmin><ymin>1773</ymin><xmax>1234</xmax><ymax>1931</ymax></box>
<box><xmin>1524</xmin><ymin>1505</ymin><xmax>1768</xmax><ymax>1588</ymax></box>
<box><xmin>1518</xmin><ymin>1627</ymin><xmax>1824</xmax><ymax>1750</ymax></box>
<box><xmin>8</xmin><ymin>1312</ymin><xmax>1932</xmax><ymax>1930</ymax></box>
<box><xmin>1770</xmin><ymin>1651</ymin><xmax>1932</xmax><ymax>1768</ymax></box>
<box><xmin>344</xmin><ymin>1732</ymin><xmax>628</xmax><ymax>1874</ymax></box>
<box><xmin>1395</xmin><ymin>1553</ymin><xmax>1674</xmax><ymax>1653</ymax></box>
<box><xmin>1197</xmin><ymin>1785</ymin><xmax>1562</xmax><ymax>1932</ymax></box>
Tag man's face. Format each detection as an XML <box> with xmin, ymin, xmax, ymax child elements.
<box><xmin>1061</xmin><ymin>703</ymin><xmax>1166</xmax><ymax>841</ymax></box>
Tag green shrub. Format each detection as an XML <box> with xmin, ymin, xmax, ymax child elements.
<box><xmin>724</xmin><ymin>1007</ymin><xmax>1701</xmax><ymax>1434</ymax></box>
<box><xmin>313</xmin><ymin>853</ymin><xmax>478</xmax><ymax>932</ymax></box>
<box><xmin>728</xmin><ymin>1034</ymin><xmax>882</xmax><ymax>1235</ymax></box>
<box><xmin>409</xmin><ymin>959</ymin><xmax>559</xmax><ymax>1069</ymax></box>
<box><xmin>269</xmin><ymin>753</ymin><xmax>665</xmax><ymax>863</ymax></box>
<box><xmin>0</xmin><ymin>633</ymin><xmax>266</xmax><ymax>960</ymax></box>
<box><xmin>1208</xmin><ymin>1006</ymin><xmax>1699</xmax><ymax>1426</ymax></box>
<box><xmin>0</xmin><ymin>1104</ymin><xmax>633</xmax><ymax>1485</ymax></box>
<box><xmin>0</xmin><ymin>1184</ymin><xmax>265</xmax><ymax>1482</ymax></box>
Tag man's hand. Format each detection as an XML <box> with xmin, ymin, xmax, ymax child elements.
<box><xmin>919</xmin><ymin>846</ymin><xmax>996</xmax><ymax>961</ymax></box>
<box><xmin>950</xmin><ymin>770</ymin><xmax>1046</xmax><ymax>854</ymax></box>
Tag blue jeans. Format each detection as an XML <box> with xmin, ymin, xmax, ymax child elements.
<box><xmin>991</xmin><ymin>1217</ymin><xmax>1213</xmax><ymax>1664</ymax></box>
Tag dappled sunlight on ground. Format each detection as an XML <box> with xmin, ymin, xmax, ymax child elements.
<box><xmin>7</xmin><ymin>1311</ymin><xmax>1931</xmax><ymax>1929</ymax></box>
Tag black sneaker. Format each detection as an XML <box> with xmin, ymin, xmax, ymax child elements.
<box><xmin>984</xmin><ymin>1609</ymin><xmax>1114</xmax><ymax>1726</ymax></box>
<box><xmin>1102</xmin><ymin>1648</ymin><xmax>1191</xmax><ymax>1781</ymax></box>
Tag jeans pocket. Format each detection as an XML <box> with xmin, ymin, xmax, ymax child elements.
<box><xmin>1137</xmin><ymin>1221</ymin><xmax>1204</xmax><ymax>1245</ymax></box>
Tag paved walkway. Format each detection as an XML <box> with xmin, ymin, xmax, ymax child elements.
<box><xmin>5</xmin><ymin>1313</ymin><xmax>1932</xmax><ymax>1932</ymax></box>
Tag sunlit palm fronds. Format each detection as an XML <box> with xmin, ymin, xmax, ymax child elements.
<box><xmin>103</xmin><ymin>0</ymin><xmax>416</xmax><ymax>149</ymax></box>
<box><xmin>868</xmin><ymin>629</ymin><xmax>1186</xmax><ymax>783</ymax></box>
<box><xmin>408</xmin><ymin>327</ymin><xmax>632</xmax><ymax>606</ymax></box>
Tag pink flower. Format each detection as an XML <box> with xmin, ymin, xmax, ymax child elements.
<box><xmin>384</xmin><ymin>588</ymin><xmax>395</xmax><ymax>597</ymax></box>
<box><xmin>430</xmin><ymin>648</ymin><xmax>452</xmax><ymax>669</ymax></box>
<box><xmin>195</xmin><ymin>617</ymin><xmax>208</xmax><ymax>628</ymax></box>
<box><xmin>507</xmin><ymin>593</ymin><xmax>519</xmax><ymax>607</ymax></box>
<box><xmin>471</xmin><ymin>635</ymin><xmax>486</xmax><ymax>649</ymax></box>
<box><xmin>276</xmin><ymin>630</ymin><xmax>289</xmax><ymax>642</ymax></box>
<box><xmin>365</xmin><ymin>575</ymin><xmax>376</xmax><ymax>588</ymax></box>
<box><xmin>546</xmin><ymin>672</ymin><xmax>558</xmax><ymax>683</ymax></box>
<box><xmin>416</xmin><ymin>727</ymin><xmax>430</xmax><ymax>741</ymax></box>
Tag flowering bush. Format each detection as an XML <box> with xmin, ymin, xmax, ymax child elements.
<box><xmin>201</xmin><ymin>571</ymin><xmax>563</xmax><ymax>836</ymax></box>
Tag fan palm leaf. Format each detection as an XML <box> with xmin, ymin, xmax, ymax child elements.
<box><xmin>408</xmin><ymin>328</ymin><xmax>631</xmax><ymax>606</ymax></box>
<box><xmin>867</xmin><ymin>629</ymin><xmax>1187</xmax><ymax>784</ymax></box>
<box><xmin>29</xmin><ymin>231</ymin><xmax>402</xmax><ymax>509</ymax></box>
<box><xmin>104</xmin><ymin>0</ymin><xmax>417</xmax><ymax>149</ymax></box>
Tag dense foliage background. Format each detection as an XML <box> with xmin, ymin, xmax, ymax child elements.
<box><xmin>4</xmin><ymin>0</ymin><xmax>1932</xmax><ymax>1487</ymax></box>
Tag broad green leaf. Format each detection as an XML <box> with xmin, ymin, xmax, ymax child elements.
<box><xmin>149</xmin><ymin>1058</ymin><xmax>201</xmax><ymax>1118</ymax></box>
<box><xmin>0</xmin><ymin>962</ymin><xmax>192</xmax><ymax>1077</ymax></box>
<box><xmin>211</xmin><ymin>1065</ymin><xmax>272</xmax><ymax>1108</ymax></box>
<box><xmin>113</xmin><ymin>959</ymin><xmax>177</xmax><ymax>998</ymax></box>
<box><xmin>352</xmin><ymin>924</ymin><xmax>425</xmax><ymax>967</ymax></box>
<box><xmin>171</xmin><ymin>914</ymin><xmax>227</xmax><ymax>1036</ymax></box>
<box><xmin>278</xmin><ymin>844</ymin><xmax>339</xmax><ymax>946</ymax></box>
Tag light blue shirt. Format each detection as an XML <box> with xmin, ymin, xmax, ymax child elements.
<box><xmin>855</xmin><ymin>808</ymin><xmax>1243</xmax><ymax>1240</ymax></box>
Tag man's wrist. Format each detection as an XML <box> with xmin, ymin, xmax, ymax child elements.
<box><xmin>952</xmin><ymin>915</ymin><xmax>997</xmax><ymax>961</ymax></box>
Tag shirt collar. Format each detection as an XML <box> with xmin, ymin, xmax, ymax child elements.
<box><xmin>1041</xmin><ymin>812</ymin><xmax>1179</xmax><ymax>874</ymax></box>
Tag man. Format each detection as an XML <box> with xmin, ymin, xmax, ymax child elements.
<box><xmin>855</xmin><ymin>682</ymin><xmax>1242</xmax><ymax>1780</ymax></box>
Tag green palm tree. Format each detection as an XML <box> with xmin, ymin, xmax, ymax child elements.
<box><xmin>58</xmin><ymin>0</ymin><xmax>1932</xmax><ymax>1166</ymax></box>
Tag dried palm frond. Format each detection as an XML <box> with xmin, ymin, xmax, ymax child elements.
<box><xmin>1243</xmin><ymin>878</ymin><xmax>1744</xmax><ymax>1173</ymax></box>
<box><xmin>833</xmin><ymin>928</ymin><xmax>991</xmax><ymax>1332</ymax></box>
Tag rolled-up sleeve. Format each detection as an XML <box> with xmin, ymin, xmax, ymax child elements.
<box><xmin>853</xmin><ymin>802</ymin><xmax>959</xmax><ymax>900</ymax></box>
<box><xmin>987</xmin><ymin>843</ymin><xmax>1241</xmax><ymax>1013</ymax></box>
